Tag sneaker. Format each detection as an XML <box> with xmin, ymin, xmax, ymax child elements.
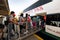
<box><xmin>24</xmin><ymin>30</ymin><xmax>28</xmax><ymax>34</ymax></box>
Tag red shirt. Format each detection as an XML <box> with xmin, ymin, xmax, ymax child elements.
<box><xmin>44</xmin><ymin>16</ymin><xmax>46</xmax><ymax>21</ymax></box>
<box><xmin>27</xmin><ymin>16</ymin><xmax>31</xmax><ymax>22</ymax></box>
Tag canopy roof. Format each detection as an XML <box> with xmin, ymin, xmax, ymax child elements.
<box><xmin>23</xmin><ymin>0</ymin><xmax>52</xmax><ymax>13</ymax></box>
<box><xmin>0</xmin><ymin>0</ymin><xmax>10</xmax><ymax>16</ymax></box>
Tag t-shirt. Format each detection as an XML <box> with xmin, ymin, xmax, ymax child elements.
<box><xmin>33</xmin><ymin>17</ymin><xmax>36</xmax><ymax>22</ymax></box>
<box><xmin>44</xmin><ymin>16</ymin><xmax>46</xmax><ymax>21</ymax></box>
<box><xmin>9</xmin><ymin>15</ymin><xmax>14</xmax><ymax>22</ymax></box>
<box><xmin>27</xmin><ymin>16</ymin><xmax>31</xmax><ymax>22</ymax></box>
<box><xmin>19</xmin><ymin>16</ymin><xmax>24</xmax><ymax>22</ymax></box>
<box><xmin>19</xmin><ymin>16</ymin><xmax>24</xmax><ymax>25</ymax></box>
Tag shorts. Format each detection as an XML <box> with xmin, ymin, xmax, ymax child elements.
<box><xmin>32</xmin><ymin>22</ymin><xmax>36</xmax><ymax>26</ymax></box>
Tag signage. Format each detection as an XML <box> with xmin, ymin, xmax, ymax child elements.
<box><xmin>33</xmin><ymin>6</ymin><xmax>43</xmax><ymax>13</ymax></box>
<box><xmin>45</xmin><ymin>25</ymin><xmax>60</xmax><ymax>37</ymax></box>
<box><xmin>25</xmin><ymin>6</ymin><xmax>43</xmax><ymax>14</ymax></box>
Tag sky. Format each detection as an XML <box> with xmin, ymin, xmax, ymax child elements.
<box><xmin>8</xmin><ymin>0</ymin><xmax>38</xmax><ymax>16</ymax></box>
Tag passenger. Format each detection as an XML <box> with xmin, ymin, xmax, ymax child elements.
<box><xmin>24</xmin><ymin>13</ymin><xmax>29</xmax><ymax>34</ymax></box>
<box><xmin>23</xmin><ymin>17</ymin><xmax>27</xmax><ymax>34</ymax></box>
<box><xmin>13</xmin><ymin>16</ymin><xmax>18</xmax><ymax>33</ymax></box>
<box><xmin>36</xmin><ymin>16</ymin><xmax>39</xmax><ymax>28</ymax></box>
<box><xmin>44</xmin><ymin>15</ymin><xmax>46</xmax><ymax>22</ymax></box>
<box><xmin>0</xmin><ymin>24</ymin><xmax>4</xmax><ymax>40</ymax></box>
<box><xmin>4</xmin><ymin>15</ymin><xmax>10</xmax><ymax>28</ymax></box>
<box><xmin>8</xmin><ymin>11</ymin><xmax>15</xmax><ymax>39</ymax></box>
<box><xmin>27</xmin><ymin>14</ymin><xmax>32</xmax><ymax>30</ymax></box>
<box><xmin>39</xmin><ymin>19</ymin><xmax>41</xmax><ymax>29</ymax></box>
<box><xmin>30</xmin><ymin>20</ymin><xmax>33</xmax><ymax>29</ymax></box>
<box><xmin>32</xmin><ymin>17</ymin><xmax>37</xmax><ymax>30</ymax></box>
<box><xmin>4</xmin><ymin>16</ymin><xmax>8</xmax><ymax>33</ymax></box>
<box><xmin>19</xmin><ymin>13</ymin><xmax>25</xmax><ymax>34</ymax></box>
<box><xmin>41</xmin><ymin>19</ymin><xmax>44</xmax><ymax>29</ymax></box>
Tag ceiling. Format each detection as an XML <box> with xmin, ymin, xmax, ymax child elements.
<box><xmin>0</xmin><ymin>0</ymin><xmax>9</xmax><ymax>16</ymax></box>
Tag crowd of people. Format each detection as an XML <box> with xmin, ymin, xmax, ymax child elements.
<box><xmin>0</xmin><ymin>11</ymin><xmax>45</xmax><ymax>40</ymax></box>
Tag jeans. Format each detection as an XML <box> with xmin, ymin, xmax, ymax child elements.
<box><xmin>8</xmin><ymin>23</ymin><xmax>13</xmax><ymax>39</ymax></box>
